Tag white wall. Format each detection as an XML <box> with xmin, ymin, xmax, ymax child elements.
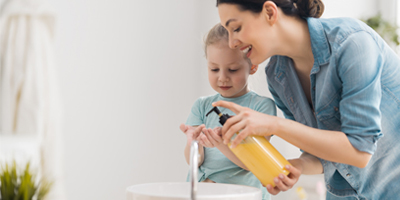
<box><xmin>44</xmin><ymin>0</ymin><xmax>379</xmax><ymax>200</ymax></box>
<box><xmin>48</xmin><ymin>0</ymin><xmax>207</xmax><ymax>199</ymax></box>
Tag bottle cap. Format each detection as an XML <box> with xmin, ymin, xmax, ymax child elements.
<box><xmin>206</xmin><ymin>107</ymin><xmax>231</xmax><ymax>125</ymax></box>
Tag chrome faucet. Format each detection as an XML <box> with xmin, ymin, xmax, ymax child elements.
<box><xmin>189</xmin><ymin>140</ymin><xmax>198</xmax><ymax>200</ymax></box>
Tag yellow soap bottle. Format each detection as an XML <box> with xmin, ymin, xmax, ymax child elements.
<box><xmin>206</xmin><ymin>106</ymin><xmax>291</xmax><ymax>187</ymax></box>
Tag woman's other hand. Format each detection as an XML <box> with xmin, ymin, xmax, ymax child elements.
<box><xmin>212</xmin><ymin>100</ymin><xmax>278</xmax><ymax>148</ymax></box>
<box><xmin>266</xmin><ymin>159</ymin><xmax>303</xmax><ymax>195</ymax></box>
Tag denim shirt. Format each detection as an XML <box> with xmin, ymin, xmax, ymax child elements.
<box><xmin>266</xmin><ymin>17</ymin><xmax>400</xmax><ymax>199</ymax></box>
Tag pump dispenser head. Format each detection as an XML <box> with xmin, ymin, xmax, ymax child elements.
<box><xmin>206</xmin><ymin>106</ymin><xmax>231</xmax><ymax>125</ymax></box>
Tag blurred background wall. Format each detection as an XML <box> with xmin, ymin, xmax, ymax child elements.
<box><xmin>1</xmin><ymin>0</ymin><xmax>396</xmax><ymax>199</ymax></box>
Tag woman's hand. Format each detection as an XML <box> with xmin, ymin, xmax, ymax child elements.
<box><xmin>266</xmin><ymin>159</ymin><xmax>303</xmax><ymax>195</ymax></box>
<box><xmin>198</xmin><ymin>127</ymin><xmax>225</xmax><ymax>148</ymax></box>
<box><xmin>212</xmin><ymin>101</ymin><xmax>278</xmax><ymax>148</ymax></box>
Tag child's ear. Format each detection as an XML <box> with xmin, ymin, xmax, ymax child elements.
<box><xmin>250</xmin><ymin>65</ymin><xmax>258</xmax><ymax>75</ymax></box>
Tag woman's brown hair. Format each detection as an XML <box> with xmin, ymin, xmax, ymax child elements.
<box><xmin>216</xmin><ymin>0</ymin><xmax>324</xmax><ymax>18</ymax></box>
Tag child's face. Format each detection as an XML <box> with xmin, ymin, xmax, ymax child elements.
<box><xmin>207</xmin><ymin>41</ymin><xmax>256</xmax><ymax>98</ymax></box>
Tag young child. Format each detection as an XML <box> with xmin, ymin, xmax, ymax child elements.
<box><xmin>180</xmin><ymin>23</ymin><xmax>276</xmax><ymax>200</ymax></box>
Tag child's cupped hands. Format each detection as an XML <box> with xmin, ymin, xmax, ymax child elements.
<box><xmin>198</xmin><ymin>127</ymin><xmax>225</xmax><ymax>148</ymax></box>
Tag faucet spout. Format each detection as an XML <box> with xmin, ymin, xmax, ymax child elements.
<box><xmin>189</xmin><ymin>140</ymin><xmax>198</xmax><ymax>200</ymax></box>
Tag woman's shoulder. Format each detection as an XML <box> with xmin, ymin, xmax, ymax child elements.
<box><xmin>316</xmin><ymin>17</ymin><xmax>377</xmax><ymax>45</ymax></box>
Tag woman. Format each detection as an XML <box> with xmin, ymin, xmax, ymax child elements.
<box><xmin>213</xmin><ymin>0</ymin><xmax>400</xmax><ymax>199</ymax></box>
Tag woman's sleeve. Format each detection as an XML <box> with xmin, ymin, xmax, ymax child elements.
<box><xmin>336</xmin><ymin>31</ymin><xmax>384</xmax><ymax>155</ymax></box>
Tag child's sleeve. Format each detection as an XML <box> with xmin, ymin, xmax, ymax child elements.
<box><xmin>254</xmin><ymin>97</ymin><xmax>277</xmax><ymax>116</ymax></box>
<box><xmin>186</xmin><ymin>98</ymin><xmax>204</xmax><ymax>126</ymax></box>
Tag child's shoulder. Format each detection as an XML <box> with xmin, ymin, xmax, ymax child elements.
<box><xmin>248</xmin><ymin>91</ymin><xmax>275</xmax><ymax>105</ymax></box>
<box><xmin>246</xmin><ymin>91</ymin><xmax>276</xmax><ymax>115</ymax></box>
<box><xmin>192</xmin><ymin>93</ymin><xmax>220</xmax><ymax>107</ymax></box>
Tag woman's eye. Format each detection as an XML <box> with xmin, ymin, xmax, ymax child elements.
<box><xmin>234</xmin><ymin>27</ymin><xmax>241</xmax><ymax>32</ymax></box>
<box><xmin>211</xmin><ymin>69</ymin><xmax>219</xmax><ymax>72</ymax></box>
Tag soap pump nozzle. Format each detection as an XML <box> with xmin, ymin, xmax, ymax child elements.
<box><xmin>206</xmin><ymin>106</ymin><xmax>231</xmax><ymax>125</ymax></box>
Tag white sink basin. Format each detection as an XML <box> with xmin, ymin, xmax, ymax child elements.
<box><xmin>126</xmin><ymin>182</ymin><xmax>262</xmax><ymax>200</ymax></box>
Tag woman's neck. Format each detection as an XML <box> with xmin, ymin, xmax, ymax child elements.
<box><xmin>275</xmin><ymin>16</ymin><xmax>314</xmax><ymax>71</ymax></box>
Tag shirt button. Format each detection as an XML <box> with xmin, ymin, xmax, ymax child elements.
<box><xmin>346</xmin><ymin>173</ymin><xmax>351</xmax><ymax>177</ymax></box>
<box><xmin>334</xmin><ymin>107</ymin><xmax>339</xmax><ymax>111</ymax></box>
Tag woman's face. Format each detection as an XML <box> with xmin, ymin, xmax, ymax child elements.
<box><xmin>218</xmin><ymin>3</ymin><xmax>276</xmax><ymax>65</ymax></box>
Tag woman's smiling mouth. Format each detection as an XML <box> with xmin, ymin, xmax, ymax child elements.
<box><xmin>240</xmin><ymin>45</ymin><xmax>252</xmax><ymax>58</ymax></box>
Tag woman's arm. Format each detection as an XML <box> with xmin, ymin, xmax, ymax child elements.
<box><xmin>277</xmin><ymin>118</ymin><xmax>371</xmax><ymax>168</ymax></box>
<box><xmin>212</xmin><ymin>101</ymin><xmax>372</xmax><ymax>168</ymax></box>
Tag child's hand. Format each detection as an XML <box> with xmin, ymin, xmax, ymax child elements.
<box><xmin>180</xmin><ymin>124</ymin><xmax>205</xmax><ymax>145</ymax></box>
<box><xmin>198</xmin><ymin>127</ymin><xmax>225</xmax><ymax>148</ymax></box>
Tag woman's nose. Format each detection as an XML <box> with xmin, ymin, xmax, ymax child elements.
<box><xmin>229</xmin><ymin>37</ymin><xmax>240</xmax><ymax>49</ymax></box>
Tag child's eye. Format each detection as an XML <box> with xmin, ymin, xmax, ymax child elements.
<box><xmin>211</xmin><ymin>69</ymin><xmax>219</xmax><ymax>72</ymax></box>
<box><xmin>234</xmin><ymin>26</ymin><xmax>241</xmax><ymax>32</ymax></box>
<box><xmin>229</xmin><ymin>69</ymin><xmax>238</xmax><ymax>72</ymax></box>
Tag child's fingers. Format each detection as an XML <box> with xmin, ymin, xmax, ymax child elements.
<box><xmin>179</xmin><ymin>123</ymin><xmax>188</xmax><ymax>133</ymax></box>
<box><xmin>201</xmin><ymin>134</ymin><xmax>213</xmax><ymax>147</ymax></box>
<box><xmin>213</xmin><ymin>127</ymin><xmax>222</xmax><ymax>136</ymax></box>
<box><xmin>193</xmin><ymin>125</ymin><xmax>205</xmax><ymax>138</ymax></box>
<box><xmin>203</xmin><ymin>128</ymin><xmax>218</xmax><ymax>145</ymax></box>
<box><xmin>209</xmin><ymin>128</ymin><xmax>223</xmax><ymax>143</ymax></box>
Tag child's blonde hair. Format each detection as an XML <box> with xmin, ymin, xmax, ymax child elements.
<box><xmin>204</xmin><ymin>23</ymin><xmax>251</xmax><ymax>66</ymax></box>
<box><xmin>204</xmin><ymin>23</ymin><xmax>229</xmax><ymax>58</ymax></box>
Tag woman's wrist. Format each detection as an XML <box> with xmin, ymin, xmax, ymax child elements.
<box><xmin>271</xmin><ymin>116</ymin><xmax>286</xmax><ymax>137</ymax></box>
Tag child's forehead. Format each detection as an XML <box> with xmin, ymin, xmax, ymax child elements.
<box><xmin>207</xmin><ymin>44</ymin><xmax>250</xmax><ymax>66</ymax></box>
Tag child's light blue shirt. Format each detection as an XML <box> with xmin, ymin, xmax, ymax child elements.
<box><xmin>186</xmin><ymin>91</ymin><xmax>276</xmax><ymax>200</ymax></box>
<box><xmin>266</xmin><ymin>17</ymin><xmax>400</xmax><ymax>199</ymax></box>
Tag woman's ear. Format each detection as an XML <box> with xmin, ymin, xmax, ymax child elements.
<box><xmin>250</xmin><ymin>65</ymin><xmax>258</xmax><ymax>75</ymax></box>
<box><xmin>262</xmin><ymin>1</ymin><xmax>278</xmax><ymax>25</ymax></box>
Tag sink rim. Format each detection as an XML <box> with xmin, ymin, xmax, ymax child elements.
<box><xmin>126</xmin><ymin>182</ymin><xmax>262</xmax><ymax>198</ymax></box>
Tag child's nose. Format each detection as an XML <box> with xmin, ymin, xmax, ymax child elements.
<box><xmin>219</xmin><ymin>72</ymin><xmax>229</xmax><ymax>82</ymax></box>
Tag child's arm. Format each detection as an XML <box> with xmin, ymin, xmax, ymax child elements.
<box><xmin>180</xmin><ymin>124</ymin><xmax>205</xmax><ymax>167</ymax></box>
<box><xmin>199</xmin><ymin>127</ymin><xmax>249</xmax><ymax>170</ymax></box>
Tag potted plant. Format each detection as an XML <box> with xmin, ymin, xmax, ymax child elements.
<box><xmin>0</xmin><ymin>161</ymin><xmax>52</xmax><ymax>200</ymax></box>
<box><xmin>363</xmin><ymin>13</ymin><xmax>400</xmax><ymax>50</ymax></box>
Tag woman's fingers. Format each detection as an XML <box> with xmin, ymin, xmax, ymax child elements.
<box><xmin>266</xmin><ymin>184</ymin><xmax>281</xmax><ymax>195</ymax></box>
<box><xmin>212</xmin><ymin>101</ymin><xmax>245</xmax><ymax>114</ymax></box>
<box><xmin>266</xmin><ymin>165</ymin><xmax>302</xmax><ymax>195</ymax></box>
<box><xmin>286</xmin><ymin>164</ymin><xmax>301</xmax><ymax>180</ymax></box>
<box><xmin>224</xmin><ymin>120</ymin><xmax>247</xmax><ymax>147</ymax></box>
